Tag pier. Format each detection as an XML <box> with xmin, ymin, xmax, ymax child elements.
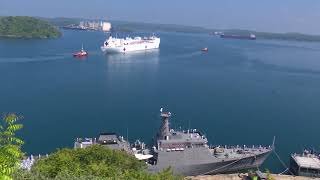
<box><xmin>188</xmin><ymin>174</ymin><xmax>319</xmax><ymax>180</ymax></box>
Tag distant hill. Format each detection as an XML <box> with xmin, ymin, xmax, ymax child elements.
<box><xmin>0</xmin><ymin>16</ymin><xmax>61</xmax><ymax>39</ymax></box>
<box><xmin>39</xmin><ymin>17</ymin><xmax>83</xmax><ymax>27</ymax></box>
<box><xmin>217</xmin><ymin>29</ymin><xmax>320</xmax><ymax>42</ymax></box>
<box><xmin>111</xmin><ymin>22</ymin><xmax>320</xmax><ymax>42</ymax></box>
<box><xmin>110</xmin><ymin>20</ymin><xmax>211</xmax><ymax>33</ymax></box>
<box><xmin>45</xmin><ymin>17</ymin><xmax>320</xmax><ymax>42</ymax></box>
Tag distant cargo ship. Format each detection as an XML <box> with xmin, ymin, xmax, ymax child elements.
<box><xmin>220</xmin><ymin>33</ymin><xmax>256</xmax><ymax>40</ymax></box>
<box><xmin>62</xmin><ymin>26</ymin><xmax>88</xmax><ymax>31</ymax></box>
<box><xmin>101</xmin><ymin>35</ymin><xmax>160</xmax><ymax>54</ymax></box>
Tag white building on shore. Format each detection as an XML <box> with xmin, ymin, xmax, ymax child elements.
<box><xmin>78</xmin><ymin>20</ymin><xmax>111</xmax><ymax>31</ymax></box>
<box><xmin>102</xmin><ymin>22</ymin><xmax>112</xmax><ymax>32</ymax></box>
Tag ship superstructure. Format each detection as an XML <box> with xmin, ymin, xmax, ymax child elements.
<box><xmin>74</xmin><ymin>109</ymin><xmax>273</xmax><ymax>176</ymax></box>
<box><xmin>101</xmin><ymin>35</ymin><xmax>160</xmax><ymax>54</ymax></box>
<box><xmin>74</xmin><ymin>133</ymin><xmax>131</xmax><ymax>152</ymax></box>
<box><xmin>145</xmin><ymin>109</ymin><xmax>273</xmax><ymax>176</ymax></box>
<box><xmin>290</xmin><ymin>150</ymin><xmax>320</xmax><ymax>177</ymax></box>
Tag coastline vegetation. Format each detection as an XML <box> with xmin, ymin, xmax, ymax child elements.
<box><xmin>0</xmin><ymin>16</ymin><xmax>61</xmax><ymax>39</ymax></box>
<box><xmin>221</xmin><ymin>29</ymin><xmax>320</xmax><ymax>42</ymax></box>
<box><xmin>1</xmin><ymin>16</ymin><xmax>318</xmax><ymax>41</ymax></box>
<box><xmin>39</xmin><ymin>17</ymin><xmax>83</xmax><ymax>27</ymax></box>
<box><xmin>14</xmin><ymin>145</ymin><xmax>182</xmax><ymax>180</ymax></box>
<box><xmin>114</xmin><ymin>22</ymin><xmax>320</xmax><ymax>42</ymax></box>
<box><xmin>0</xmin><ymin>114</ymin><xmax>24</xmax><ymax>180</ymax></box>
<box><xmin>0</xmin><ymin>115</ymin><xmax>181</xmax><ymax>180</ymax></box>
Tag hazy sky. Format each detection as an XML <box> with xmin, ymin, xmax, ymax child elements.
<box><xmin>1</xmin><ymin>0</ymin><xmax>320</xmax><ymax>34</ymax></box>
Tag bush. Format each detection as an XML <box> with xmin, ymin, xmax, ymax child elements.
<box><xmin>0</xmin><ymin>113</ymin><xmax>24</xmax><ymax>180</ymax></box>
<box><xmin>14</xmin><ymin>145</ymin><xmax>182</xmax><ymax>180</ymax></box>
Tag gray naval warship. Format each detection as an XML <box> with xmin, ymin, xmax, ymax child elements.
<box><xmin>289</xmin><ymin>149</ymin><xmax>320</xmax><ymax>177</ymax></box>
<box><xmin>74</xmin><ymin>109</ymin><xmax>273</xmax><ymax>176</ymax></box>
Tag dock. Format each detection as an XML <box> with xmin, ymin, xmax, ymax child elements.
<box><xmin>188</xmin><ymin>174</ymin><xmax>320</xmax><ymax>180</ymax></box>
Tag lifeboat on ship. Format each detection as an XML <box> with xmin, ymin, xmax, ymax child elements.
<box><xmin>201</xmin><ymin>47</ymin><xmax>208</xmax><ymax>52</ymax></box>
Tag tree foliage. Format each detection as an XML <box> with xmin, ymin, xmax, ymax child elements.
<box><xmin>14</xmin><ymin>145</ymin><xmax>182</xmax><ymax>180</ymax></box>
<box><xmin>0</xmin><ymin>16</ymin><xmax>61</xmax><ymax>39</ymax></box>
<box><xmin>0</xmin><ymin>113</ymin><xmax>24</xmax><ymax>180</ymax></box>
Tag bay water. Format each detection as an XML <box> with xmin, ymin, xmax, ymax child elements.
<box><xmin>1</xmin><ymin>30</ymin><xmax>320</xmax><ymax>172</ymax></box>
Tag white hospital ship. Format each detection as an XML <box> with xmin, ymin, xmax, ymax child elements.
<box><xmin>101</xmin><ymin>35</ymin><xmax>160</xmax><ymax>53</ymax></box>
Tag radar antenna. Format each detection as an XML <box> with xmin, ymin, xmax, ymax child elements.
<box><xmin>159</xmin><ymin>108</ymin><xmax>171</xmax><ymax>140</ymax></box>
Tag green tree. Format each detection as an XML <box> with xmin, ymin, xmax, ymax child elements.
<box><xmin>0</xmin><ymin>16</ymin><xmax>61</xmax><ymax>39</ymax></box>
<box><xmin>0</xmin><ymin>113</ymin><xmax>24</xmax><ymax>180</ymax></box>
<box><xmin>17</xmin><ymin>145</ymin><xmax>182</xmax><ymax>180</ymax></box>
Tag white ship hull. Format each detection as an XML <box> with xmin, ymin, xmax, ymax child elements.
<box><xmin>101</xmin><ymin>43</ymin><xmax>159</xmax><ymax>53</ymax></box>
<box><xmin>101</xmin><ymin>36</ymin><xmax>160</xmax><ymax>54</ymax></box>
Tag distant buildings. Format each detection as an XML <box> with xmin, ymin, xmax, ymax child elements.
<box><xmin>79</xmin><ymin>21</ymin><xmax>111</xmax><ymax>31</ymax></box>
<box><xmin>102</xmin><ymin>22</ymin><xmax>112</xmax><ymax>32</ymax></box>
<box><xmin>64</xmin><ymin>20</ymin><xmax>111</xmax><ymax>32</ymax></box>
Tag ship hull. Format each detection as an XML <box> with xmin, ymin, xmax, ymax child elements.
<box><xmin>148</xmin><ymin>150</ymin><xmax>271</xmax><ymax>176</ymax></box>
<box><xmin>101</xmin><ymin>41</ymin><xmax>160</xmax><ymax>54</ymax></box>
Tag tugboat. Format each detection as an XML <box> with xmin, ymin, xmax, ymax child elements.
<box><xmin>73</xmin><ymin>44</ymin><xmax>88</xmax><ymax>58</ymax></box>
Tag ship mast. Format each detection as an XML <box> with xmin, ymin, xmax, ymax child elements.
<box><xmin>159</xmin><ymin>108</ymin><xmax>171</xmax><ymax>140</ymax></box>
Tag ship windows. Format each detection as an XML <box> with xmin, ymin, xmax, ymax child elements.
<box><xmin>299</xmin><ymin>167</ymin><xmax>320</xmax><ymax>175</ymax></box>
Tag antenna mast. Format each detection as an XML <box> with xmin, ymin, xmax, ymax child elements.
<box><xmin>159</xmin><ymin>108</ymin><xmax>171</xmax><ymax>140</ymax></box>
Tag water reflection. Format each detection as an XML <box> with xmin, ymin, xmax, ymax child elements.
<box><xmin>104</xmin><ymin>49</ymin><xmax>160</xmax><ymax>65</ymax></box>
<box><xmin>103</xmin><ymin>49</ymin><xmax>160</xmax><ymax>82</ymax></box>
<box><xmin>105</xmin><ymin>49</ymin><xmax>160</xmax><ymax>65</ymax></box>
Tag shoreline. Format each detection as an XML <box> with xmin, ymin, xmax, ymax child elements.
<box><xmin>188</xmin><ymin>174</ymin><xmax>320</xmax><ymax>180</ymax></box>
<box><xmin>0</xmin><ymin>34</ymin><xmax>59</xmax><ymax>39</ymax></box>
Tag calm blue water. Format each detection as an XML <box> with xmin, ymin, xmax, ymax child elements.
<box><xmin>1</xmin><ymin>30</ymin><xmax>320</xmax><ymax>173</ymax></box>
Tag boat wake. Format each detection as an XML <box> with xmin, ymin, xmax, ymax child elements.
<box><xmin>168</xmin><ymin>50</ymin><xmax>202</xmax><ymax>60</ymax></box>
<box><xmin>0</xmin><ymin>53</ymin><xmax>72</xmax><ymax>63</ymax></box>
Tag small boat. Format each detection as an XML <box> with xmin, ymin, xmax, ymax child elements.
<box><xmin>201</xmin><ymin>47</ymin><xmax>208</xmax><ymax>52</ymax></box>
<box><xmin>73</xmin><ymin>44</ymin><xmax>88</xmax><ymax>57</ymax></box>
